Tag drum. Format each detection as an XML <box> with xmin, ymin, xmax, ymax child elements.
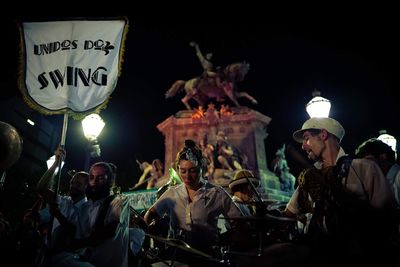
<box><xmin>219</xmin><ymin>225</ymin><xmax>260</xmax><ymax>252</ymax></box>
<box><xmin>0</xmin><ymin>121</ymin><xmax>23</xmax><ymax>171</ymax></box>
<box><xmin>144</xmin><ymin>234</ymin><xmax>224</xmax><ymax>266</ymax></box>
<box><xmin>262</xmin><ymin>214</ymin><xmax>299</xmax><ymax>245</ymax></box>
<box><xmin>218</xmin><ymin>212</ymin><xmax>299</xmax><ymax>264</ymax></box>
<box><xmin>233</xmin><ymin>242</ymin><xmax>311</xmax><ymax>267</ymax></box>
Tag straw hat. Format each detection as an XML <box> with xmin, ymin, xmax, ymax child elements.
<box><xmin>229</xmin><ymin>169</ymin><xmax>260</xmax><ymax>190</ymax></box>
<box><xmin>292</xmin><ymin>117</ymin><xmax>345</xmax><ymax>143</ymax></box>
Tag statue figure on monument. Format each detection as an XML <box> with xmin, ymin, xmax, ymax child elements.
<box><xmin>133</xmin><ymin>159</ymin><xmax>164</xmax><ymax>190</ymax></box>
<box><xmin>214</xmin><ymin>130</ymin><xmax>247</xmax><ymax>171</ymax></box>
<box><xmin>165</xmin><ymin>42</ymin><xmax>257</xmax><ymax>110</ymax></box>
<box><xmin>189</xmin><ymin>41</ymin><xmax>218</xmax><ymax>80</ymax></box>
<box><xmin>199</xmin><ymin>133</ymin><xmax>215</xmax><ymax>178</ymax></box>
<box><xmin>205</xmin><ymin>103</ymin><xmax>219</xmax><ymax>125</ymax></box>
<box><xmin>271</xmin><ymin>144</ymin><xmax>296</xmax><ymax>192</ymax></box>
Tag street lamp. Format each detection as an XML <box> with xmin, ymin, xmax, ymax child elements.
<box><xmin>306</xmin><ymin>89</ymin><xmax>331</xmax><ymax>118</ymax></box>
<box><xmin>81</xmin><ymin>113</ymin><xmax>105</xmax><ymax>171</ymax></box>
<box><xmin>46</xmin><ymin>155</ymin><xmax>65</xmax><ymax>174</ymax></box>
<box><xmin>377</xmin><ymin>129</ymin><xmax>397</xmax><ymax>159</ymax></box>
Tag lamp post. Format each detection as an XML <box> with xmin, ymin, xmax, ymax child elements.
<box><xmin>81</xmin><ymin>113</ymin><xmax>105</xmax><ymax>171</ymax></box>
<box><xmin>306</xmin><ymin>89</ymin><xmax>331</xmax><ymax>118</ymax></box>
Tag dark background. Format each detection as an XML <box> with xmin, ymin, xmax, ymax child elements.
<box><xmin>1</xmin><ymin>17</ymin><xmax>399</xmax><ymax>190</ymax></box>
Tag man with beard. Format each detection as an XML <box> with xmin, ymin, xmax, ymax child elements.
<box><xmin>284</xmin><ymin>117</ymin><xmax>397</xmax><ymax>266</ymax></box>
<box><xmin>38</xmin><ymin>153</ymin><xmax>130</xmax><ymax>266</ymax></box>
<box><xmin>72</xmin><ymin>161</ymin><xmax>130</xmax><ymax>267</ymax></box>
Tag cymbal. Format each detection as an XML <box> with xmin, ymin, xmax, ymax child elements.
<box><xmin>246</xmin><ymin>199</ymin><xmax>284</xmax><ymax>205</ymax></box>
<box><xmin>220</xmin><ymin>214</ymin><xmax>297</xmax><ymax>223</ymax></box>
<box><xmin>146</xmin><ymin>233</ymin><xmax>212</xmax><ymax>259</ymax></box>
<box><xmin>246</xmin><ymin>200</ymin><xmax>288</xmax><ymax>208</ymax></box>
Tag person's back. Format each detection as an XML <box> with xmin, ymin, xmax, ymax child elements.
<box><xmin>355</xmin><ymin>138</ymin><xmax>400</xmax><ymax>206</ymax></box>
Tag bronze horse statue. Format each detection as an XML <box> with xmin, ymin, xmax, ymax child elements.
<box><xmin>165</xmin><ymin>62</ymin><xmax>257</xmax><ymax>110</ymax></box>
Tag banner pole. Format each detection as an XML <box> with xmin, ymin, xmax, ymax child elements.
<box><xmin>45</xmin><ymin>113</ymin><xmax>68</xmax><ymax>257</ymax></box>
<box><xmin>60</xmin><ymin>113</ymin><xmax>68</xmax><ymax>147</ymax></box>
<box><xmin>56</xmin><ymin>113</ymin><xmax>68</xmax><ymax>195</ymax></box>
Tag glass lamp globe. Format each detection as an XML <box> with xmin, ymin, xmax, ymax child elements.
<box><xmin>81</xmin><ymin>114</ymin><xmax>105</xmax><ymax>141</ymax></box>
<box><xmin>377</xmin><ymin>130</ymin><xmax>397</xmax><ymax>155</ymax></box>
<box><xmin>306</xmin><ymin>89</ymin><xmax>331</xmax><ymax>118</ymax></box>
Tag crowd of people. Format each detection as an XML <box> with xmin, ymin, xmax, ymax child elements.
<box><xmin>1</xmin><ymin>116</ymin><xmax>400</xmax><ymax>267</ymax></box>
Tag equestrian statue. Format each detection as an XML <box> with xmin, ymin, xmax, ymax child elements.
<box><xmin>165</xmin><ymin>41</ymin><xmax>258</xmax><ymax>110</ymax></box>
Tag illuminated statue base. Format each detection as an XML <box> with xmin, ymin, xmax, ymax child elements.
<box><xmin>157</xmin><ymin>106</ymin><xmax>291</xmax><ymax>202</ymax></box>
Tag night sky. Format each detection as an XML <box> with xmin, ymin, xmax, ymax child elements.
<box><xmin>1</xmin><ymin>18</ymin><xmax>399</xmax><ymax>186</ymax></box>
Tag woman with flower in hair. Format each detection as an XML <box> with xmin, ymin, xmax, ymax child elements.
<box><xmin>144</xmin><ymin>139</ymin><xmax>242</xmax><ymax>257</ymax></box>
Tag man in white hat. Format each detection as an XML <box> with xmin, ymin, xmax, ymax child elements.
<box><xmin>287</xmin><ymin>117</ymin><xmax>394</xmax><ymax>213</ymax></box>
<box><xmin>285</xmin><ymin>117</ymin><xmax>397</xmax><ymax>266</ymax></box>
<box><xmin>291</xmin><ymin>117</ymin><xmax>345</xmax><ymax>166</ymax></box>
<box><xmin>229</xmin><ymin>170</ymin><xmax>260</xmax><ymax>216</ymax></box>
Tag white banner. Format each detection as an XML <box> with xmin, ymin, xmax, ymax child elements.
<box><xmin>19</xmin><ymin>19</ymin><xmax>127</xmax><ymax>115</ymax></box>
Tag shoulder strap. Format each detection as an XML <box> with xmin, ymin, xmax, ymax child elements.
<box><xmin>336</xmin><ymin>156</ymin><xmax>369</xmax><ymax>200</ymax></box>
<box><xmin>336</xmin><ymin>155</ymin><xmax>353</xmax><ymax>185</ymax></box>
<box><xmin>94</xmin><ymin>194</ymin><xmax>116</xmax><ymax>231</ymax></box>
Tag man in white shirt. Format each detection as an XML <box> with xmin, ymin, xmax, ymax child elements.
<box><xmin>77</xmin><ymin>162</ymin><xmax>130</xmax><ymax>267</ymax></box>
<box><xmin>284</xmin><ymin>117</ymin><xmax>397</xmax><ymax>266</ymax></box>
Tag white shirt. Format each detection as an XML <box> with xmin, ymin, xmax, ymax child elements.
<box><xmin>50</xmin><ymin>195</ymin><xmax>91</xmax><ymax>251</ymax></box>
<box><xmin>83</xmin><ymin>195</ymin><xmax>130</xmax><ymax>267</ymax></box>
<box><xmin>152</xmin><ymin>182</ymin><xmax>242</xmax><ymax>248</ymax></box>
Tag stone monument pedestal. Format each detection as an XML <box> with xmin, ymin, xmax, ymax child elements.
<box><xmin>157</xmin><ymin>106</ymin><xmax>290</xmax><ymax>201</ymax></box>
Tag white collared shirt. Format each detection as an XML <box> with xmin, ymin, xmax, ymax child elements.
<box><xmin>152</xmin><ymin>182</ymin><xmax>242</xmax><ymax>247</ymax></box>
<box><xmin>83</xmin><ymin>195</ymin><xmax>130</xmax><ymax>267</ymax></box>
